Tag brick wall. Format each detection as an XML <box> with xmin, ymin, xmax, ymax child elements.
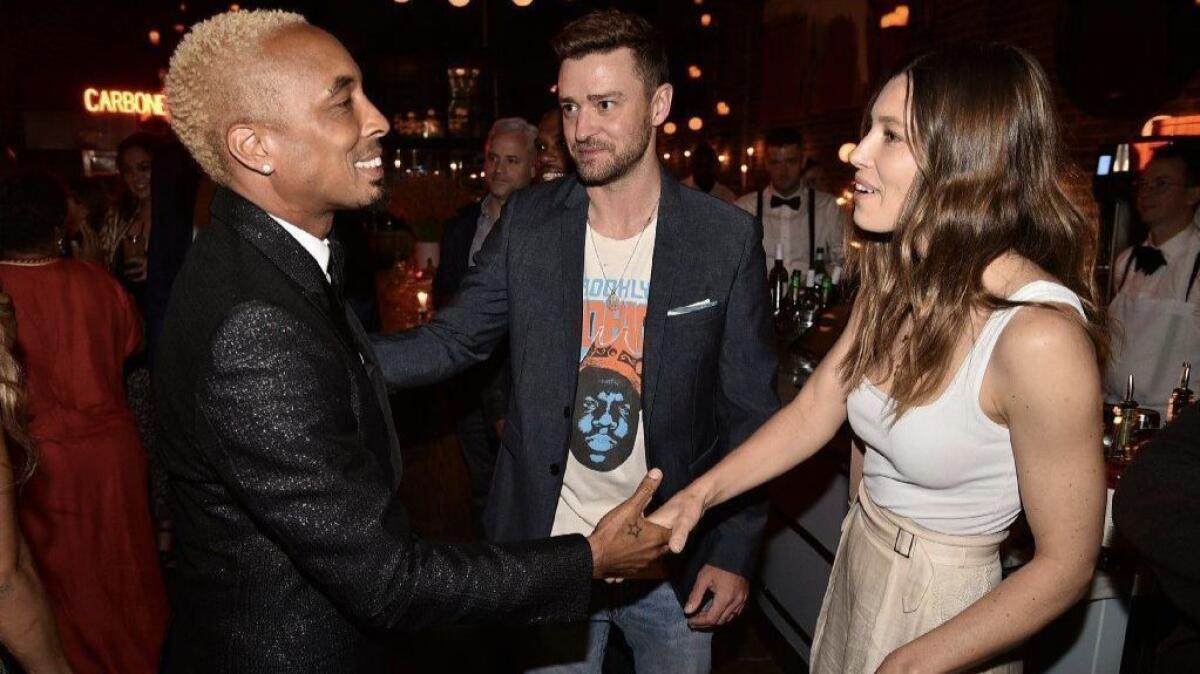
<box><xmin>758</xmin><ymin>0</ymin><xmax>1200</xmax><ymax>216</ymax></box>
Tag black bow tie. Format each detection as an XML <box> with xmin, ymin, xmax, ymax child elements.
<box><xmin>770</xmin><ymin>194</ymin><xmax>802</xmax><ymax>210</ymax></box>
<box><xmin>328</xmin><ymin>238</ymin><xmax>346</xmax><ymax>303</ymax></box>
<box><xmin>1132</xmin><ymin>245</ymin><xmax>1167</xmax><ymax>276</ymax></box>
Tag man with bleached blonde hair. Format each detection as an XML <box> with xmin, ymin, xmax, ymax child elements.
<box><xmin>154</xmin><ymin>10</ymin><xmax>670</xmax><ymax>673</ymax></box>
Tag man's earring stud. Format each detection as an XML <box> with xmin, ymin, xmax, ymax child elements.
<box><xmin>262</xmin><ymin>163</ymin><xmax>273</xmax><ymax>175</ymax></box>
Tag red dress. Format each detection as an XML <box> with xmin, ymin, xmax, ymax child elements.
<box><xmin>0</xmin><ymin>259</ymin><xmax>167</xmax><ymax>674</ymax></box>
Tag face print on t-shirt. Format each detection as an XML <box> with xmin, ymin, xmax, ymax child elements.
<box><xmin>572</xmin><ymin>356</ymin><xmax>641</xmax><ymax>471</ymax></box>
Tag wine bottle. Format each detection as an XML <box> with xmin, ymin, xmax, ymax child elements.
<box><xmin>1166</xmin><ymin>362</ymin><xmax>1194</xmax><ymax>424</ymax></box>
<box><xmin>768</xmin><ymin>244</ymin><xmax>788</xmax><ymax>316</ymax></box>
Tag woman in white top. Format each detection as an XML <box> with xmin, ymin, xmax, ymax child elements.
<box><xmin>650</xmin><ymin>44</ymin><xmax>1107</xmax><ymax>674</ymax></box>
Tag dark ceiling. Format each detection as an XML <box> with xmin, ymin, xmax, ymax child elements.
<box><xmin>1</xmin><ymin>0</ymin><xmax>761</xmax><ymax>150</ymax></box>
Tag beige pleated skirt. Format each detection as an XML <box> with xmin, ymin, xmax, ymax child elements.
<box><xmin>810</xmin><ymin>484</ymin><xmax>1022</xmax><ymax>673</ymax></box>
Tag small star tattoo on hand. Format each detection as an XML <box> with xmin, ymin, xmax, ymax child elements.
<box><xmin>626</xmin><ymin>521</ymin><xmax>643</xmax><ymax>538</ymax></box>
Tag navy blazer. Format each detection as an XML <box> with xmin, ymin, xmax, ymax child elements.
<box><xmin>372</xmin><ymin>170</ymin><xmax>779</xmax><ymax>601</ymax></box>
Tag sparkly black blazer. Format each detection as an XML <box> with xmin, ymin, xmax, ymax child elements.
<box><xmin>153</xmin><ymin>189</ymin><xmax>592</xmax><ymax>673</ymax></box>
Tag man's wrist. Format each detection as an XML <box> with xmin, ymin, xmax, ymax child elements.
<box><xmin>586</xmin><ymin>534</ymin><xmax>603</xmax><ymax>578</ymax></box>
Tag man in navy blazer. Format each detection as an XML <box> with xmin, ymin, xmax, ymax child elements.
<box><xmin>372</xmin><ymin>9</ymin><xmax>777</xmax><ymax>672</ymax></box>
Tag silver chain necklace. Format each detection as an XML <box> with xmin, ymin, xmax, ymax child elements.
<box><xmin>589</xmin><ymin>201</ymin><xmax>658</xmax><ymax>311</ymax></box>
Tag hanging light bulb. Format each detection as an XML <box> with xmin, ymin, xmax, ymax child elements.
<box><xmin>688</xmin><ymin>117</ymin><xmax>704</xmax><ymax>131</ymax></box>
<box><xmin>449</xmin><ymin>0</ymin><xmax>471</xmax><ymax>6</ymax></box>
<box><xmin>700</xmin><ymin>13</ymin><xmax>713</xmax><ymax>27</ymax></box>
<box><xmin>512</xmin><ymin>0</ymin><xmax>533</xmax><ymax>6</ymax></box>
<box><xmin>838</xmin><ymin>142</ymin><xmax>857</xmax><ymax>163</ymax></box>
<box><xmin>148</xmin><ymin>29</ymin><xmax>161</xmax><ymax>45</ymax></box>
<box><xmin>663</xmin><ymin>122</ymin><xmax>678</xmax><ymax>135</ymax></box>
<box><xmin>715</xmin><ymin>101</ymin><xmax>731</xmax><ymax>116</ymax></box>
<box><xmin>687</xmin><ymin>65</ymin><xmax>702</xmax><ymax>79</ymax></box>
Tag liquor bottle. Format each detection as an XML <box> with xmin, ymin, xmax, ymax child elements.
<box><xmin>776</xmin><ymin>270</ymin><xmax>804</xmax><ymax>335</ymax></box>
<box><xmin>1109</xmin><ymin>375</ymin><xmax>1140</xmax><ymax>463</ymax></box>
<box><xmin>1166</xmin><ymin>362</ymin><xmax>1194</xmax><ymax>424</ymax></box>
<box><xmin>767</xmin><ymin>244</ymin><xmax>788</xmax><ymax>316</ymax></box>
<box><xmin>791</xmin><ymin>270</ymin><xmax>819</xmax><ymax>334</ymax></box>
<box><xmin>812</xmin><ymin>246</ymin><xmax>827</xmax><ymax>285</ymax></box>
<box><xmin>1101</xmin><ymin>375</ymin><xmax>1140</xmax><ymax>566</ymax></box>
<box><xmin>787</xmin><ymin>270</ymin><xmax>803</xmax><ymax>313</ymax></box>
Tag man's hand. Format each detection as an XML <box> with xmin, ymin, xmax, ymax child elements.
<box><xmin>646</xmin><ymin>487</ymin><xmax>705</xmax><ymax>554</ymax></box>
<box><xmin>587</xmin><ymin>469</ymin><xmax>670</xmax><ymax>579</ymax></box>
<box><xmin>685</xmin><ymin>564</ymin><xmax>749</xmax><ymax>629</ymax></box>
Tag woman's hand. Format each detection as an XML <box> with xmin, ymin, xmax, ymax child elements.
<box><xmin>646</xmin><ymin>487</ymin><xmax>707</xmax><ymax>554</ymax></box>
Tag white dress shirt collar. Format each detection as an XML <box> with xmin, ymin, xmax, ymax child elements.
<box><xmin>1149</xmin><ymin>222</ymin><xmax>1200</xmax><ymax>261</ymax></box>
<box><xmin>268</xmin><ymin>214</ymin><xmax>331</xmax><ymax>283</ymax></box>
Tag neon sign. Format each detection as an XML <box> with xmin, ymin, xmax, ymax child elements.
<box><xmin>83</xmin><ymin>88</ymin><xmax>167</xmax><ymax>118</ymax></box>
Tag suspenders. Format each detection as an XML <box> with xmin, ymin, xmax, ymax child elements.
<box><xmin>758</xmin><ymin>187</ymin><xmax>817</xmax><ymax>267</ymax></box>
<box><xmin>807</xmin><ymin>187</ymin><xmax>816</xmax><ymax>268</ymax></box>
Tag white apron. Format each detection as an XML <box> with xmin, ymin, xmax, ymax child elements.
<box><xmin>1106</xmin><ymin>287</ymin><xmax>1200</xmax><ymax>414</ymax></box>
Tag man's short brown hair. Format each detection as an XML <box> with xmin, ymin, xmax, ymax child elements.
<box><xmin>551</xmin><ymin>9</ymin><xmax>669</xmax><ymax>95</ymax></box>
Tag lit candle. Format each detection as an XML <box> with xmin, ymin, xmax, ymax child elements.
<box><xmin>417</xmin><ymin>290</ymin><xmax>430</xmax><ymax>323</ymax></box>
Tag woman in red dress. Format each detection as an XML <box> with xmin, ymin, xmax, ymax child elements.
<box><xmin>0</xmin><ymin>171</ymin><xmax>167</xmax><ymax>673</ymax></box>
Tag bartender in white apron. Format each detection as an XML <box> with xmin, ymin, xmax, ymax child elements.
<box><xmin>1106</xmin><ymin>143</ymin><xmax>1200</xmax><ymax>415</ymax></box>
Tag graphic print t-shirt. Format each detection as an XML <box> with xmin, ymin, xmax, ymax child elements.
<box><xmin>551</xmin><ymin>218</ymin><xmax>657</xmax><ymax>537</ymax></box>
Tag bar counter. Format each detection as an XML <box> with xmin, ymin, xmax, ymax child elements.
<box><xmin>755</xmin><ymin>304</ymin><xmax>1135</xmax><ymax>672</ymax></box>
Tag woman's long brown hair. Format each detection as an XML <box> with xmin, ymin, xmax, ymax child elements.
<box><xmin>0</xmin><ymin>290</ymin><xmax>33</xmax><ymax>485</ymax></box>
<box><xmin>839</xmin><ymin>44</ymin><xmax>1108</xmax><ymax>419</ymax></box>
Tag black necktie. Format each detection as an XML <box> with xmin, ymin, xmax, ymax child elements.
<box><xmin>1132</xmin><ymin>245</ymin><xmax>1167</xmax><ymax>276</ymax></box>
<box><xmin>327</xmin><ymin>239</ymin><xmax>346</xmax><ymax>304</ymax></box>
<box><xmin>770</xmin><ymin>194</ymin><xmax>802</xmax><ymax>210</ymax></box>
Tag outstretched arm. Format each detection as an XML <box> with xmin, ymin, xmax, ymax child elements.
<box><xmin>201</xmin><ymin>302</ymin><xmax>669</xmax><ymax>632</ymax></box>
<box><xmin>371</xmin><ymin>193</ymin><xmax>520</xmax><ymax>389</ymax></box>
<box><xmin>649</xmin><ymin>305</ymin><xmax>859</xmax><ymax>553</ymax></box>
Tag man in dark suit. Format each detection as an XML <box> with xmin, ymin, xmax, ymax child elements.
<box><xmin>1115</xmin><ymin>403</ymin><xmax>1200</xmax><ymax>672</ymax></box>
<box><xmin>434</xmin><ymin>118</ymin><xmax>537</xmax><ymax>535</ymax></box>
<box><xmin>154</xmin><ymin>11</ymin><xmax>668</xmax><ymax>673</ymax></box>
<box><xmin>372</xmin><ymin>10</ymin><xmax>778</xmax><ymax>672</ymax></box>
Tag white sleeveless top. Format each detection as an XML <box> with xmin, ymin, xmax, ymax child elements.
<box><xmin>848</xmin><ymin>281</ymin><xmax>1085</xmax><ymax>536</ymax></box>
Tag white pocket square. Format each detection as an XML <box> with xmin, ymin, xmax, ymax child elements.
<box><xmin>667</xmin><ymin>299</ymin><xmax>719</xmax><ymax>316</ymax></box>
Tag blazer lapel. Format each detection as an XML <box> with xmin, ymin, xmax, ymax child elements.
<box><xmin>642</xmin><ymin>170</ymin><xmax>684</xmax><ymax>422</ymax></box>
<box><xmin>213</xmin><ymin>189</ymin><xmax>336</xmax><ymax>322</ymax></box>
<box><xmin>558</xmin><ymin>179</ymin><xmax>589</xmax><ymax>404</ymax></box>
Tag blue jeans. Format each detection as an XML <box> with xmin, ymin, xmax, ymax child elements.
<box><xmin>520</xmin><ymin>580</ymin><xmax>712</xmax><ymax>674</ymax></box>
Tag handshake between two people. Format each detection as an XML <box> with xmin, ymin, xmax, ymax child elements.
<box><xmin>584</xmin><ymin>468</ymin><xmax>708</xmax><ymax>580</ymax></box>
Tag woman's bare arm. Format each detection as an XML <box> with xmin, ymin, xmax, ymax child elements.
<box><xmin>648</xmin><ymin>306</ymin><xmax>860</xmax><ymax>552</ymax></box>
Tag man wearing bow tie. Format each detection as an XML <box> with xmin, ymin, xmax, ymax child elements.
<box><xmin>1106</xmin><ymin>143</ymin><xmax>1200</xmax><ymax>414</ymax></box>
<box><xmin>734</xmin><ymin>128</ymin><xmax>846</xmax><ymax>272</ymax></box>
